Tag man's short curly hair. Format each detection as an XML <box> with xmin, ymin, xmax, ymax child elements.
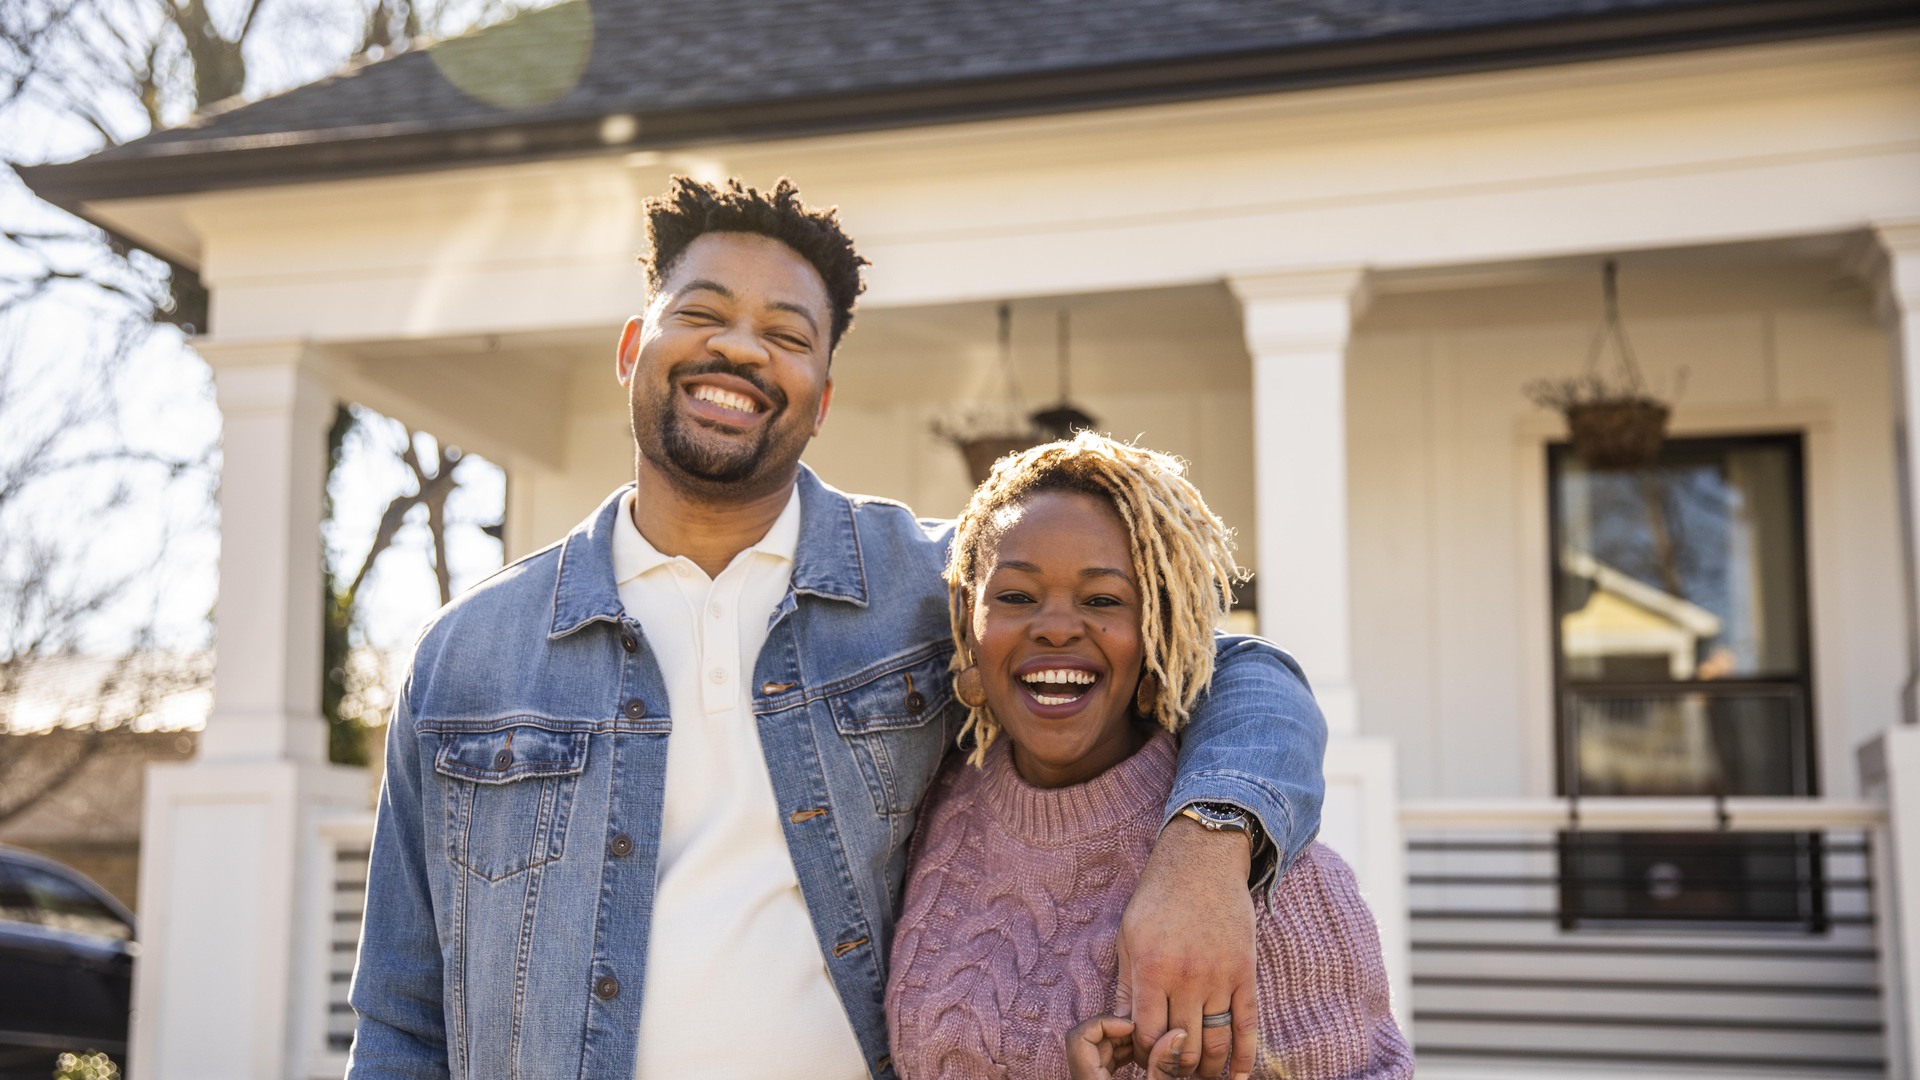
<box><xmin>641</xmin><ymin>176</ymin><xmax>869</xmax><ymax>349</ymax></box>
<box><xmin>944</xmin><ymin>432</ymin><xmax>1246</xmax><ymax>765</ymax></box>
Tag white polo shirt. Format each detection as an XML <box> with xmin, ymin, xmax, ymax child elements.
<box><xmin>613</xmin><ymin>489</ymin><xmax>867</xmax><ymax>1079</ymax></box>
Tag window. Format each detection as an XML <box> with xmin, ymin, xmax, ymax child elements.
<box><xmin>1548</xmin><ymin>435</ymin><xmax>1819</xmax><ymax>927</ymax></box>
<box><xmin>0</xmin><ymin>858</ymin><xmax>132</xmax><ymax>940</ymax></box>
<box><xmin>0</xmin><ymin>862</ymin><xmax>35</xmax><ymax>927</ymax></box>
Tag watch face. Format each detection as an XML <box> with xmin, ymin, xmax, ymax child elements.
<box><xmin>1187</xmin><ymin>804</ymin><xmax>1248</xmax><ymax>831</ymax></box>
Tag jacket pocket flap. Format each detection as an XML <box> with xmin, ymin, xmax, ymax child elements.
<box><xmin>827</xmin><ymin>651</ymin><xmax>952</xmax><ymax>735</ymax></box>
<box><xmin>433</xmin><ymin>726</ymin><xmax>589</xmax><ymax>785</ymax></box>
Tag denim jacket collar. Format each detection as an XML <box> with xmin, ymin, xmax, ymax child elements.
<box><xmin>549</xmin><ymin>466</ymin><xmax>867</xmax><ymax>639</ymax></box>
<box><xmin>789</xmin><ymin>466</ymin><xmax>869</xmax><ymax>607</ymax></box>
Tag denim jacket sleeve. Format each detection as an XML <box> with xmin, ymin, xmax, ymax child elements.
<box><xmin>345</xmin><ymin>684</ymin><xmax>452</xmax><ymax>1079</ymax></box>
<box><xmin>1165</xmin><ymin>635</ymin><xmax>1328</xmax><ymax>895</ymax></box>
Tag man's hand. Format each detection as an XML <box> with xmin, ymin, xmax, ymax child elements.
<box><xmin>1116</xmin><ymin>815</ymin><xmax>1257</xmax><ymax>1080</ymax></box>
<box><xmin>1065</xmin><ymin>1017</ymin><xmax>1188</xmax><ymax>1080</ymax></box>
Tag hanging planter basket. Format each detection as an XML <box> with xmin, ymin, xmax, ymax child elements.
<box><xmin>933</xmin><ymin>304</ymin><xmax>1099</xmax><ymax>486</ymax></box>
<box><xmin>1564</xmin><ymin>398</ymin><xmax>1670</xmax><ymax>471</ymax></box>
<box><xmin>954</xmin><ymin>434</ymin><xmax>1042</xmax><ymax>485</ymax></box>
<box><xmin>1524</xmin><ymin>259</ymin><xmax>1680</xmax><ymax>472</ymax></box>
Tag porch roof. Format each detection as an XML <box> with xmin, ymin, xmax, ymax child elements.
<box><xmin>19</xmin><ymin>0</ymin><xmax>1917</xmax><ymax>210</ymax></box>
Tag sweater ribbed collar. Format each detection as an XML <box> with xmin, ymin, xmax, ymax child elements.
<box><xmin>978</xmin><ymin>728</ymin><xmax>1177</xmax><ymax>847</ymax></box>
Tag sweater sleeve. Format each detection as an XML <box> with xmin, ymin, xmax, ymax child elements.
<box><xmin>1250</xmin><ymin>844</ymin><xmax>1414</xmax><ymax>1080</ymax></box>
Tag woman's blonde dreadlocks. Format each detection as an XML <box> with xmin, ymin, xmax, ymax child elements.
<box><xmin>945</xmin><ymin>432</ymin><xmax>1245</xmax><ymax>764</ymax></box>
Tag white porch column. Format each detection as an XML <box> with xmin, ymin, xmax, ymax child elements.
<box><xmin>1228</xmin><ymin>268</ymin><xmax>1410</xmax><ymax>1028</ymax></box>
<box><xmin>1879</xmin><ymin>223</ymin><xmax>1920</xmax><ymax>728</ymax></box>
<box><xmin>131</xmin><ymin>340</ymin><xmax>369</xmax><ymax>1080</ymax></box>
<box><xmin>1228</xmin><ymin>267</ymin><xmax>1369</xmax><ymax>734</ymax></box>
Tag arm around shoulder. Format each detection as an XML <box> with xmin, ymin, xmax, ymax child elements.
<box><xmin>1168</xmin><ymin>635</ymin><xmax>1329</xmax><ymax>888</ymax></box>
<box><xmin>344</xmin><ymin>684</ymin><xmax>452</xmax><ymax>1079</ymax></box>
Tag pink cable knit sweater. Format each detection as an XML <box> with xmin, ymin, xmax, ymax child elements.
<box><xmin>885</xmin><ymin>731</ymin><xmax>1413</xmax><ymax>1080</ymax></box>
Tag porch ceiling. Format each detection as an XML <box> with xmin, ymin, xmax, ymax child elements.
<box><xmin>327</xmin><ymin>329</ymin><xmax>596</xmax><ymax>468</ymax></box>
<box><xmin>1361</xmin><ymin>231</ymin><xmax>1877</xmax><ymax>327</ymax></box>
<box><xmin>830</xmin><ymin>282</ymin><xmax>1251</xmax><ymax>408</ymax></box>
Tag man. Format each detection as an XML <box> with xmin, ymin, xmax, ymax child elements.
<box><xmin>347</xmin><ymin>177</ymin><xmax>1327</xmax><ymax>1080</ymax></box>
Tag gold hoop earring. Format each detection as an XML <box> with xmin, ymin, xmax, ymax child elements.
<box><xmin>1134</xmin><ymin>671</ymin><xmax>1160</xmax><ymax>718</ymax></box>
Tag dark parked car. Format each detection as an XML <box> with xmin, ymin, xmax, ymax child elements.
<box><xmin>0</xmin><ymin>846</ymin><xmax>134</xmax><ymax>1080</ymax></box>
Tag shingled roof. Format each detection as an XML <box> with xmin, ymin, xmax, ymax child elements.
<box><xmin>21</xmin><ymin>0</ymin><xmax>1916</xmax><ymax>206</ymax></box>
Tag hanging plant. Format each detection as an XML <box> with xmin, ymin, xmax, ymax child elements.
<box><xmin>932</xmin><ymin>303</ymin><xmax>1038</xmax><ymax>484</ymax></box>
<box><xmin>1524</xmin><ymin>259</ymin><xmax>1682</xmax><ymax>471</ymax></box>
<box><xmin>933</xmin><ymin>305</ymin><xmax>1099</xmax><ymax>484</ymax></box>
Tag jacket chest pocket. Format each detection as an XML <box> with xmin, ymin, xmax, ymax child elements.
<box><xmin>828</xmin><ymin>652</ymin><xmax>952</xmax><ymax>817</ymax></box>
<box><xmin>432</xmin><ymin>724</ymin><xmax>590</xmax><ymax>882</ymax></box>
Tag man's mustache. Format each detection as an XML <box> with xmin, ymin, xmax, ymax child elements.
<box><xmin>671</xmin><ymin>358</ymin><xmax>787</xmax><ymax>411</ymax></box>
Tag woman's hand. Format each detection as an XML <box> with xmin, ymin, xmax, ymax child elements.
<box><xmin>1066</xmin><ymin>1016</ymin><xmax>1188</xmax><ymax>1080</ymax></box>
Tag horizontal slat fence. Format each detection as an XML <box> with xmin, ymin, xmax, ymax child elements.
<box><xmin>1403</xmin><ymin>798</ymin><xmax>1889</xmax><ymax>1078</ymax></box>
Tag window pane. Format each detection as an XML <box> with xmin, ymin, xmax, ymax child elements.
<box><xmin>0</xmin><ymin>863</ymin><xmax>36</xmax><ymax>926</ymax></box>
<box><xmin>1555</xmin><ymin>441</ymin><xmax>1805</xmax><ymax>682</ymax></box>
<box><xmin>1570</xmin><ymin>688</ymin><xmax>1805</xmax><ymax>797</ymax></box>
<box><xmin>10</xmin><ymin>863</ymin><xmax>131</xmax><ymax>940</ymax></box>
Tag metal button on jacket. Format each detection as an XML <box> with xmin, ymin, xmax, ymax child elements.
<box><xmin>624</xmin><ymin>698</ymin><xmax>645</xmax><ymax>719</ymax></box>
<box><xmin>594</xmin><ymin>976</ymin><xmax>620</xmax><ymax>1001</ymax></box>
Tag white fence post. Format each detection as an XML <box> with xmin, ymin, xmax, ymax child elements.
<box><xmin>1323</xmin><ymin>737</ymin><xmax>1409</xmax><ymax>1036</ymax></box>
<box><xmin>1863</xmin><ymin>726</ymin><xmax>1920</xmax><ymax>1080</ymax></box>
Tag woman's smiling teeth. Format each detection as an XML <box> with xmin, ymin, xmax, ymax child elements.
<box><xmin>1021</xmin><ymin>668</ymin><xmax>1097</xmax><ymax>705</ymax></box>
<box><xmin>690</xmin><ymin>385</ymin><xmax>763</xmax><ymax>415</ymax></box>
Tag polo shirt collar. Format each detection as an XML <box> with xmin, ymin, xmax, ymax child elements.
<box><xmin>611</xmin><ymin>486</ymin><xmax>800</xmax><ymax>587</ymax></box>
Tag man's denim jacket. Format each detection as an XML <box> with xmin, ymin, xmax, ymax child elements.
<box><xmin>346</xmin><ymin>468</ymin><xmax>1327</xmax><ymax>1080</ymax></box>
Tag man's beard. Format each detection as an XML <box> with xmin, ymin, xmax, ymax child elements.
<box><xmin>634</xmin><ymin>359</ymin><xmax>812</xmax><ymax>495</ymax></box>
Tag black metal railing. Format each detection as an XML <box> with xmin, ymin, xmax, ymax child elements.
<box><xmin>1406</xmin><ymin>816</ymin><xmax>1885</xmax><ymax>1076</ymax></box>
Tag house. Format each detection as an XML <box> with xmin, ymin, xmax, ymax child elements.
<box><xmin>22</xmin><ymin>1</ymin><xmax>1920</xmax><ymax>1076</ymax></box>
<box><xmin>0</xmin><ymin>652</ymin><xmax>210</xmax><ymax>909</ymax></box>
<box><xmin>0</xmin><ymin>728</ymin><xmax>198</xmax><ymax>910</ymax></box>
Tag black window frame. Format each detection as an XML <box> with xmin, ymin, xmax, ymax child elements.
<box><xmin>1544</xmin><ymin>432</ymin><xmax>1824</xmax><ymax>930</ymax></box>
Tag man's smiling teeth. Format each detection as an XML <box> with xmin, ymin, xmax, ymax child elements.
<box><xmin>690</xmin><ymin>385</ymin><xmax>763</xmax><ymax>414</ymax></box>
<box><xmin>1021</xmin><ymin>668</ymin><xmax>1096</xmax><ymax>706</ymax></box>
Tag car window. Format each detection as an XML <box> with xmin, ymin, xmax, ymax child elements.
<box><xmin>0</xmin><ymin>862</ymin><xmax>36</xmax><ymax>926</ymax></box>
<box><xmin>6</xmin><ymin>862</ymin><xmax>131</xmax><ymax>940</ymax></box>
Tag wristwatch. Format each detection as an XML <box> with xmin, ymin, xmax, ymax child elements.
<box><xmin>1177</xmin><ymin>801</ymin><xmax>1278</xmax><ymax>895</ymax></box>
<box><xmin>1178</xmin><ymin>801</ymin><xmax>1261</xmax><ymax>847</ymax></box>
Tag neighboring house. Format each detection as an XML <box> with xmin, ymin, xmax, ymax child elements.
<box><xmin>21</xmin><ymin>1</ymin><xmax>1920</xmax><ymax>1077</ymax></box>
<box><xmin>0</xmin><ymin>728</ymin><xmax>198</xmax><ymax>911</ymax></box>
<box><xmin>0</xmin><ymin>652</ymin><xmax>209</xmax><ymax>909</ymax></box>
<box><xmin>1559</xmin><ymin>549</ymin><xmax>1726</xmax><ymax>683</ymax></box>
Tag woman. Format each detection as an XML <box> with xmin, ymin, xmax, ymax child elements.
<box><xmin>885</xmin><ymin>433</ymin><xmax>1412</xmax><ymax>1080</ymax></box>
